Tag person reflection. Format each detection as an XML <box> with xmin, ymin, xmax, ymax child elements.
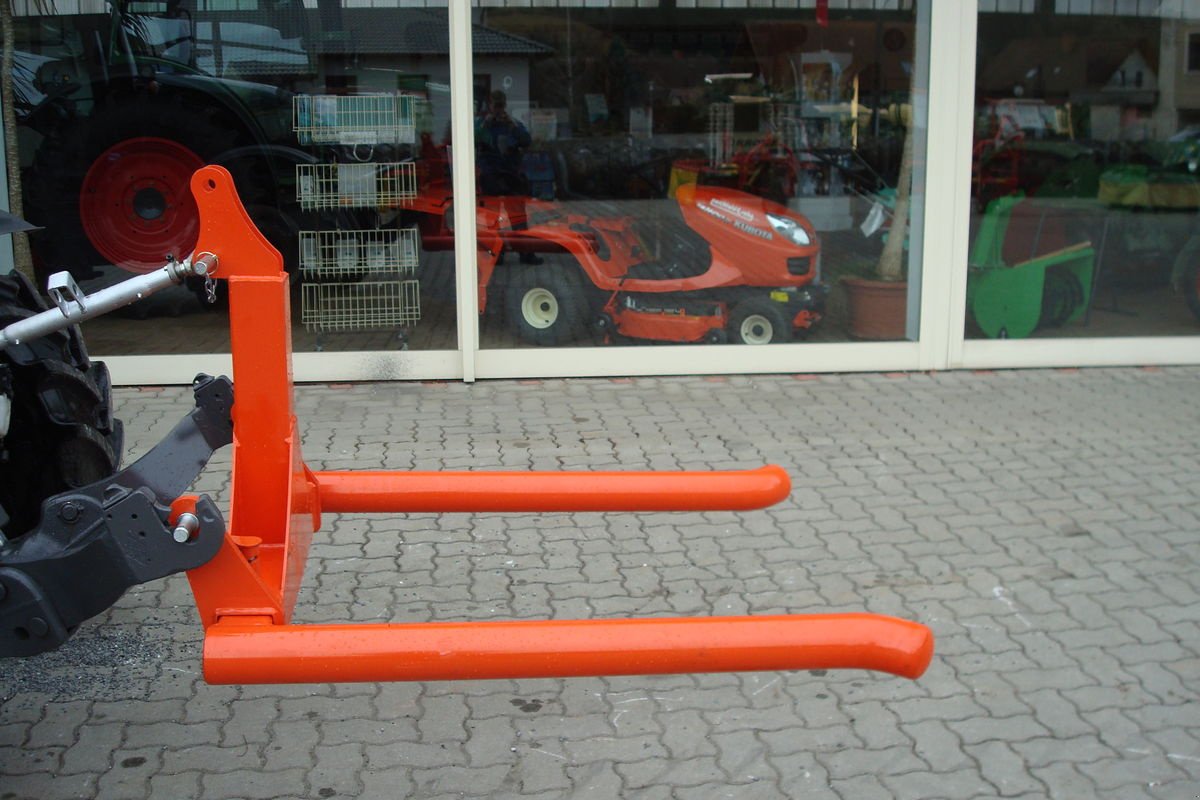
<box><xmin>475</xmin><ymin>90</ymin><xmax>531</xmax><ymax>197</ymax></box>
<box><xmin>475</xmin><ymin>90</ymin><xmax>540</xmax><ymax>264</ymax></box>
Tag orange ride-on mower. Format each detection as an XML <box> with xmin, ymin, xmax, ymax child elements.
<box><xmin>0</xmin><ymin>166</ymin><xmax>930</xmax><ymax>684</ymax></box>
<box><xmin>408</xmin><ymin>179</ymin><xmax>826</xmax><ymax>346</ymax></box>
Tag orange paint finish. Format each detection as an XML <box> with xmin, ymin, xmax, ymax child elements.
<box><xmin>186</xmin><ymin>533</ymin><xmax>284</xmax><ymax>626</ymax></box>
<box><xmin>612</xmin><ymin>306</ymin><xmax>723</xmax><ymax>343</ymax></box>
<box><xmin>189</xmin><ymin>167</ymin><xmax>316</xmax><ymax>624</ymax></box>
<box><xmin>203</xmin><ymin>614</ymin><xmax>934</xmax><ymax>685</ymax></box>
<box><xmin>314</xmin><ymin>465</ymin><xmax>791</xmax><ymax>514</ymax></box>
<box><xmin>183</xmin><ymin>165</ymin><xmax>935</xmax><ymax>686</ymax></box>
<box><xmin>792</xmin><ymin>309</ymin><xmax>819</xmax><ymax>330</ymax></box>
<box><xmin>175</xmin><ymin>494</ymin><xmax>283</xmax><ymax>626</ymax></box>
<box><xmin>190</xmin><ymin>168</ymin><xmax>283</xmax><ymax>279</ymax></box>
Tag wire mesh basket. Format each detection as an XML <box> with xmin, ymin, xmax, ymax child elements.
<box><xmin>293</xmin><ymin>94</ymin><xmax>417</xmax><ymax>146</ymax></box>
<box><xmin>299</xmin><ymin>228</ymin><xmax>419</xmax><ymax>280</ymax></box>
<box><xmin>301</xmin><ymin>279</ymin><xmax>421</xmax><ymax>333</ymax></box>
<box><xmin>296</xmin><ymin>163</ymin><xmax>417</xmax><ymax>211</ymax></box>
<box><xmin>708</xmin><ymin>102</ymin><xmax>735</xmax><ymax>166</ymax></box>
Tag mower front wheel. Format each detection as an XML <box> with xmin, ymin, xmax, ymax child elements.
<box><xmin>504</xmin><ymin>264</ymin><xmax>590</xmax><ymax>346</ymax></box>
<box><xmin>729</xmin><ymin>298</ymin><xmax>791</xmax><ymax>345</ymax></box>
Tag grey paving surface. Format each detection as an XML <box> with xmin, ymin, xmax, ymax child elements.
<box><xmin>2</xmin><ymin>366</ymin><xmax>1199</xmax><ymax>799</ymax></box>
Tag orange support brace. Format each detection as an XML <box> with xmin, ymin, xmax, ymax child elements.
<box><xmin>183</xmin><ymin>165</ymin><xmax>934</xmax><ymax>684</ymax></box>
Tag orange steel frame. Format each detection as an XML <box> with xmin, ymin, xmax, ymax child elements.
<box><xmin>181</xmin><ymin>166</ymin><xmax>934</xmax><ymax>685</ymax></box>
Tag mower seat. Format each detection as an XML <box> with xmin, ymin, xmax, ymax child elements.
<box><xmin>624</xmin><ymin>209</ymin><xmax>711</xmax><ymax>281</ymax></box>
<box><xmin>967</xmin><ymin>195</ymin><xmax>1095</xmax><ymax>339</ymax></box>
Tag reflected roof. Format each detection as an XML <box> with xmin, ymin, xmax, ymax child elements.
<box><xmin>312</xmin><ymin>8</ymin><xmax>553</xmax><ymax>56</ymax></box>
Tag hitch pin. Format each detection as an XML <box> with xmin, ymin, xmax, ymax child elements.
<box><xmin>172</xmin><ymin>513</ymin><xmax>200</xmax><ymax>544</ymax></box>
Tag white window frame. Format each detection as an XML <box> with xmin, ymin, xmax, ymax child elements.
<box><xmin>50</xmin><ymin>0</ymin><xmax>1200</xmax><ymax>383</ymax></box>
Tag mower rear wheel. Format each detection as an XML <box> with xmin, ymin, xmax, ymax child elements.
<box><xmin>504</xmin><ymin>264</ymin><xmax>590</xmax><ymax>346</ymax></box>
<box><xmin>729</xmin><ymin>298</ymin><xmax>790</xmax><ymax>345</ymax></box>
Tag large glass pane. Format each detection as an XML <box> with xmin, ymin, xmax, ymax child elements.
<box><xmin>4</xmin><ymin>0</ymin><xmax>459</xmax><ymax>354</ymax></box>
<box><xmin>469</xmin><ymin>0</ymin><xmax>928</xmax><ymax>349</ymax></box>
<box><xmin>970</xmin><ymin>1</ymin><xmax>1200</xmax><ymax>340</ymax></box>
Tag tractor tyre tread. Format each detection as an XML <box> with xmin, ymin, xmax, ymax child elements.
<box><xmin>0</xmin><ymin>273</ymin><xmax>121</xmax><ymax>540</ymax></box>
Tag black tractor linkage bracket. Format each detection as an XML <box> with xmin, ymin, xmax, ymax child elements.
<box><xmin>0</xmin><ymin>374</ymin><xmax>234</xmax><ymax>658</ymax></box>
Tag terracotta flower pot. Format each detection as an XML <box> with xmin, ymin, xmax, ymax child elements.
<box><xmin>840</xmin><ymin>276</ymin><xmax>908</xmax><ymax>340</ymax></box>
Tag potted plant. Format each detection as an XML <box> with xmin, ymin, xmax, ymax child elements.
<box><xmin>842</xmin><ymin>123</ymin><xmax>914</xmax><ymax>340</ymax></box>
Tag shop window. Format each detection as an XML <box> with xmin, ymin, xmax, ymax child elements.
<box><xmin>473</xmin><ymin>0</ymin><xmax>929</xmax><ymax>349</ymax></box>
<box><xmin>9</xmin><ymin>0</ymin><xmax>460</xmax><ymax>356</ymax></box>
<box><xmin>969</xmin><ymin>6</ymin><xmax>1200</xmax><ymax>341</ymax></box>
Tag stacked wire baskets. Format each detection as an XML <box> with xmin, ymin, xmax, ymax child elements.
<box><xmin>296</xmin><ymin>162</ymin><xmax>418</xmax><ymax>211</ymax></box>
<box><xmin>294</xmin><ymin>93</ymin><xmax>421</xmax><ymax>334</ymax></box>
<box><xmin>707</xmin><ymin>102</ymin><xmax>735</xmax><ymax>167</ymax></box>
<box><xmin>294</xmin><ymin>94</ymin><xmax>417</xmax><ymax>146</ymax></box>
<box><xmin>766</xmin><ymin>103</ymin><xmax>803</xmax><ymax>151</ymax></box>
<box><xmin>299</xmin><ymin>228</ymin><xmax>420</xmax><ymax>333</ymax></box>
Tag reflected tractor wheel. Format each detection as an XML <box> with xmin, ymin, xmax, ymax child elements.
<box><xmin>504</xmin><ymin>264</ymin><xmax>589</xmax><ymax>346</ymax></box>
<box><xmin>522</xmin><ymin>287</ymin><xmax>560</xmax><ymax>330</ymax></box>
<box><xmin>80</xmin><ymin>137</ymin><xmax>205</xmax><ymax>274</ymax></box>
<box><xmin>26</xmin><ymin>100</ymin><xmax>239</xmax><ymax>285</ymax></box>
<box><xmin>729</xmin><ymin>298</ymin><xmax>790</xmax><ymax>345</ymax></box>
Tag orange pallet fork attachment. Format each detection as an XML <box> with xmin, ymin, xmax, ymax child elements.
<box><xmin>184</xmin><ymin>166</ymin><xmax>934</xmax><ymax>685</ymax></box>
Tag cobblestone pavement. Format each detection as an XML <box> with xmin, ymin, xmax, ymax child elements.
<box><xmin>2</xmin><ymin>367</ymin><xmax>1199</xmax><ymax>799</ymax></box>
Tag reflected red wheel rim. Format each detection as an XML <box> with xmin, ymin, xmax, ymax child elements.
<box><xmin>80</xmin><ymin>137</ymin><xmax>204</xmax><ymax>273</ymax></box>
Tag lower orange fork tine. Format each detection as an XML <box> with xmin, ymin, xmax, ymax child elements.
<box><xmin>204</xmin><ymin>614</ymin><xmax>934</xmax><ymax>684</ymax></box>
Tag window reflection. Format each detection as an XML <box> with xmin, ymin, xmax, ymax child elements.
<box><xmin>970</xmin><ymin>5</ymin><xmax>1200</xmax><ymax>339</ymax></box>
<box><xmin>10</xmin><ymin>0</ymin><xmax>457</xmax><ymax>352</ymax></box>
<box><xmin>472</xmin><ymin>3</ymin><xmax>926</xmax><ymax>348</ymax></box>
<box><xmin>5</xmin><ymin>0</ymin><xmax>928</xmax><ymax>354</ymax></box>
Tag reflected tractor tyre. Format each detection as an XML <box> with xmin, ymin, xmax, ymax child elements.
<box><xmin>26</xmin><ymin>98</ymin><xmax>240</xmax><ymax>284</ymax></box>
<box><xmin>729</xmin><ymin>298</ymin><xmax>791</xmax><ymax>345</ymax></box>
<box><xmin>504</xmin><ymin>264</ymin><xmax>590</xmax><ymax>346</ymax></box>
<box><xmin>0</xmin><ymin>273</ymin><xmax>122</xmax><ymax>540</ymax></box>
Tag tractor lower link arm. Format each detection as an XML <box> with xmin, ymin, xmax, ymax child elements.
<box><xmin>0</xmin><ymin>374</ymin><xmax>234</xmax><ymax>657</ymax></box>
